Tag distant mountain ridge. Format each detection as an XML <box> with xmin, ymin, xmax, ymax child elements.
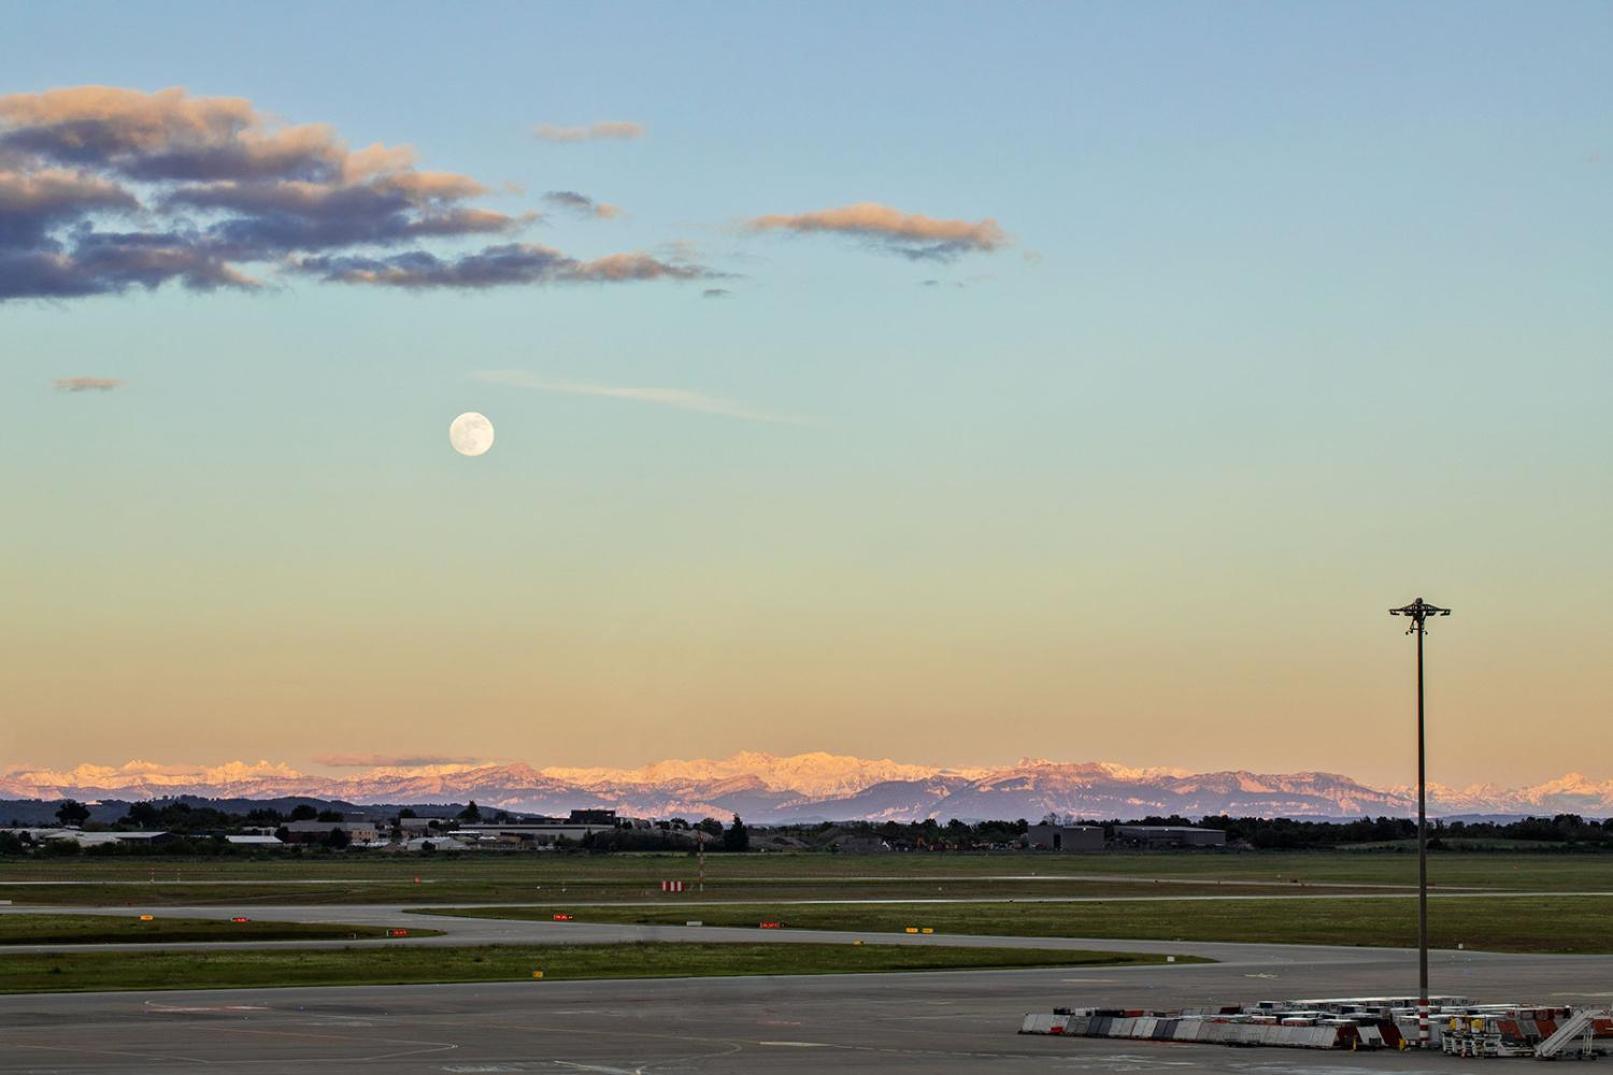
<box><xmin>2</xmin><ymin>753</ymin><xmax>1610</xmax><ymax>822</ymax></box>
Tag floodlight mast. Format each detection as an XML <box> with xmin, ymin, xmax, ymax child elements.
<box><xmin>1389</xmin><ymin>596</ymin><xmax>1450</xmax><ymax>1049</ymax></box>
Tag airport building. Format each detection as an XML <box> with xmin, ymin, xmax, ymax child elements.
<box><xmin>0</xmin><ymin>828</ymin><xmax>178</xmax><ymax>848</ymax></box>
<box><xmin>1025</xmin><ymin>823</ymin><xmax>1105</xmax><ymax>851</ymax></box>
<box><xmin>282</xmin><ymin>820</ymin><xmax>380</xmax><ymax>845</ymax></box>
<box><xmin>452</xmin><ymin>810</ymin><xmax>651</xmax><ymax>848</ymax></box>
<box><xmin>1114</xmin><ymin>824</ymin><xmax>1227</xmax><ymax>848</ymax></box>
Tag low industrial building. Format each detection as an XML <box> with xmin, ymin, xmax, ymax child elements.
<box><xmin>282</xmin><ymin>820</ymin><xmax>379</xmax><ymax>845</ymax></box>
<box><xmin>827</xmin><ymin>835</ymin><xmax>892</xmax><ymax>854</ymax></box>
<box><xmin>452</xmin><ymin>810</ymin><xmax>650</xmax><ymax>848</ymax></box>
<box><xmin>1025</xmin><ymin>823</ymin><xmax>1105</xmax><ymax>851</ymax></box>
<box><xmin>391</xmin><ymin>835</ymin><xmax>472</xmax><ymax>852</ymax></box>
<box><xmin>0</xmin><ymin>828</ymin><xmax>177</xmax><ymax>848</ymax></box>
<box><xmin>1114</xmin><ymin>824</ymin><xmax>1226</xmax><ymax>848</ymax></box>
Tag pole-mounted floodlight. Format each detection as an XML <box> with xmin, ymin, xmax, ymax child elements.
<box><xmin>1389</xmin><ymin>596</ymin><xmax>1450</xmax><ymax>1049</ymax></box>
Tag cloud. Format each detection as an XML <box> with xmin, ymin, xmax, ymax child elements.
<box><xmin>542</xmin><ymin>190</ymin><xmax>621</xmax><ymax>219</ymax></box>
<box><xmin>296</xmin><ymin>243</ymin><xmax>718</xmax><ymax>289</ymax></box>
<box><xmin>312</xmin><ymin>753</ymin><xmax>483</xmax><ymax>768</ymax></box>
<box><xmin>0</xmin><ymin>167</ymin><xmax>138</xmax><ymax>249</ymax></box>
<box><xmin>163</xmin><ymin>176</ymin><xmax>527</xmax><ymax>254</ymax></box>
<box><xmin>54</xmin><ymin>375</ymin><xmax>123</xmax><ymax>391</ymax></box>
<box><xmin>745</xmin><ymin>201</ymin><xmax>1006</xmax><ymax>261</ymax></box>
<box><xmin>533</xmin><ymin>120</ymin><xmax>645</xmax><ymax>143</ymax></box>
<box><xmin>473</xmin><ymin>370</ymin><xmax>811</xmax><ymax>425</ymax></box>
<box><xmin>0</xmin><ymin>87</ymin><xmax>697</xmax><ymax>301</ymax></box>
<box><xmin>2</xmin><ymin>226</ymin><xmax>258</xmax><ymax>299</ymax></box>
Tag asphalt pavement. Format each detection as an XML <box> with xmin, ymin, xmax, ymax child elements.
<box><xmin>2</xmin><ymin>915</ymin><xmax>1612</xmax><ymax>1073</ymax></box>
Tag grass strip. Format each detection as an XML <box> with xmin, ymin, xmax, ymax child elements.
<box><xmin>5</xmin><ymin>851</ymin><xmax>1611</xmax><ymax>892</ymax></box>
<box><xmin>0</xmin><ymin>942</ymin><xmax>1188</xmax><ymax>994</ymax></box>
<box><xmin>0</xmin><ymin>880</ymin><xmax>1365</xmax><ymax>907</ymax></box>
<box><xmin>0</xmin><ymin>913</ymin><xmax>439</xmax><ymax>945</ymax></box>
<box><xmin>417</xmin><ymin>893</ymin><xmax>1613</xmax><ymax>954</ymax></box>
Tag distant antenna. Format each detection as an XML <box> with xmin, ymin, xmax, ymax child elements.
<box><xmin>1388</xmin><ymin>596</ymin><xmax>1451</xmax><ymax>1049</ymax></box>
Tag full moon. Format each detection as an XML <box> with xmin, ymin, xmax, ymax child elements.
<box><xmin>449</xmin><ymin>411</ymin><xmax>495</xmax><ymax>456</ymax></box>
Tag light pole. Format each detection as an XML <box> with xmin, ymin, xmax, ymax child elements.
<box><xmin>1389</xmin><ymin>596</ymin><xmax>1450</xmax><ymax>1049</ymax></box>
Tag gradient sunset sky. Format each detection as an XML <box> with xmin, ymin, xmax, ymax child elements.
<box><xmin>2</xmin><ymin>3</ymin><xmax>1608</xmax><ymax>788</ymax></box>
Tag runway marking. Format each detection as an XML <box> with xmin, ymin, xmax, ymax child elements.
<box><xmin>757</xmin><ymin>1040</ymin><xmax>832</xmax><ymax>1047</ymax></box>
<box><xmin>209</xmin><ymin>1024</ymin><xmax>463</xmax><ymax>1063</ymax></box>
<box><xmin>0</xmin><ymin>1038</ymin><xmax>212</xmax><ymax>1065</ymax></box>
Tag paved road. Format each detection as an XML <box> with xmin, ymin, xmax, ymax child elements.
<box><xmin>0</xmin><ymin>875</ymin><xmax>1442</xmax><ymax>890</ymax></box>
<box><xmin>3</xmin><ymin>941</ymin><xmax>1611</xmax><ymax>1073</ymax></box>
<box><xmin>0</xmin><ymin>900</ymin><xmax>1415</xmax><ymax>956</ymax></box>
<box><xmin>0</xmin><ymin>901</ymin><xmax>1586</xmax><ymax>958</ymax></box>
<box><xmin>6</xmin><ymin>892</ymin><xmax>1613</xmax><ymax>954</ymax></box>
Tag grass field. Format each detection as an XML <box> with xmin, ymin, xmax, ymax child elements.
<box><xmin>0</xmin><ymin>942</ymin><xmax>1188</xmax><ymax>994</ymax></box>
<box><xmin>420</xmin><ymin>893</ymin><xmax>1613</xmax><ymax>954</ymax></box>
<box><xmin>0</xmin><ymin>914</ymin><xmax>438</xmax><ymax>946</ymax></box>
<box><xmin>3</xmin><ymin>851</ymin><xmax>1609</xmax><ymax>907</ymax></box>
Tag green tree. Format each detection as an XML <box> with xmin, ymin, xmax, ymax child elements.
<box><xmin>721</xmin><ymin>814</ymin><xmax>750</xmax><ymax>853</ymax></box>
<box><xmin>54</xmin><ymin>800</ymin><xmax>90</xmax><ymax>827</ymax></box>
<box><xmin>322</xmin><ymin>826</ymin><xmax>351</xmax><ymax>850</ymax></box>
<box><xmin>458</xmin><ymin>801</ymin><xmax>482</xmax><ymax>822</ymax></box>
<box><xmin>289</xmin><ymin>804</ymin><xmax>318</xmax><ymax>821</ymax></box>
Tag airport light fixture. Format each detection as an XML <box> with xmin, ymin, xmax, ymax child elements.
<box><xmin>1389</xmin><ymin>596</ymin><xmax>1451</xmax><ymax>1048</ymax></box>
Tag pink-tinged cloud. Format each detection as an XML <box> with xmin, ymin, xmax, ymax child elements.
<box><xmin>543</xmin><ymin>190</ymin><xmax>621</xmax><ymax>219</ymax></box>
<box><xmin>533</xmin><ymin>120</ymin><xmax>645</xmax><ymax>143</ymax></box>
<box><xmin>745</xmin><ymin>201</ymin><xmax>1007</xmax><ymax>260</ymax></box>
<box><xmin>53</xmin><ymin>375</ymin><xmax>124</xmax><ymax>392</ymax></box>
<box><xmin>297</xmin><ymin>243</ymin><xmax>721</xmax><ymax>289</ymax></box>
<box><xmin>0</xmin><ymin>168</ymin><xmax>138</xmax><ymax>234</ymax></box>
<box><xmin>0</xmin><ymin>86</ymin><xmax>696</xmax><ymax>300</ymax></box>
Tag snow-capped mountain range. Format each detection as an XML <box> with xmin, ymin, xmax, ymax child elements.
<box><xmin>2</xmin><ymin>753</ymin><xmax>1610</xmax><ymax>822</ymax></box>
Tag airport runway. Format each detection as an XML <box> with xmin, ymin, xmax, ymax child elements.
<box><xmin>0</xmin><ymin>898</ymin><xmax>1416</xmax><ymax>957</ymax></box>
<box><xmin>2</xmin><ymin>937</ymin><xmax>1611</xmax><ymax>1073</ymax></box>
<box><xmin>4</xmin><ymin>897</ymin><xmax>1611</xmax><ymax>955</ymax></box>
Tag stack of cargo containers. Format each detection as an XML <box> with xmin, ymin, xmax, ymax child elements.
<box><xmin>1024</xmin><ymin>998</ymin><xmax>1613</xmax><ymax>1058</ymax></box>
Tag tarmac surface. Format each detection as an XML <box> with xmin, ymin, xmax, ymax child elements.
<box><xmin>2</xmin><ymin>917</ymin><xmax>1612</xmax><ymax>1073</ymax></box>
<box><xmin>3</xmin><ymin>898</ymin><xmax>1611</xmax><ymax>954</ymax></box>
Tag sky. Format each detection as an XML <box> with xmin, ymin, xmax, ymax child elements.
<box><xmin>2</xmin><ymin>3</ymin><xmax>1609</xmax><ymax>788</ymax></box>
